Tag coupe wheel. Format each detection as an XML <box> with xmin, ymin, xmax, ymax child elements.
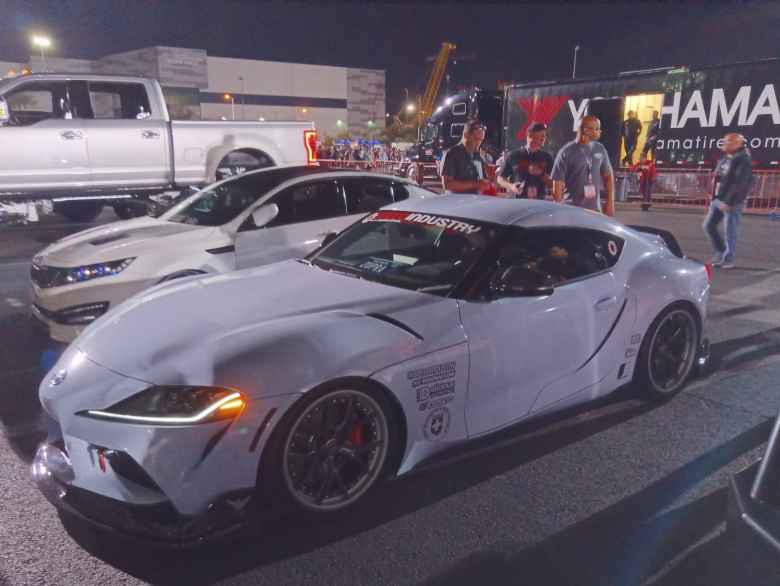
<box><xmin>636</xmin><ymin>305</ymin><xmax>699</xmax><ymax>400</ymax></box>
<box><xmin>260</xmin><ymin>384</ymin><xmax>397</xmax><ymax>516</ymax></box>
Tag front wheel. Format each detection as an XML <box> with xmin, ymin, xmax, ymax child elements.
<box><xmin>56</xmin><ymin>201</ymin><xmax>104</xmax><ymax>223</ymax></box>
<box><xmin>635</xmin><ymin>305</ymin><xmax>700</xmax><ymax>401</ymax></box>
<box><xmin>260</xmin><ymin>384</ymin><xmax>398</xmax><ymax>516</ymax></box>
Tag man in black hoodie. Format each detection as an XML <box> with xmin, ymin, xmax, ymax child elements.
<box><xmin>703</xmin><ymin>133</ymin><xmax>753</xmax><ymax>269</ymax></box>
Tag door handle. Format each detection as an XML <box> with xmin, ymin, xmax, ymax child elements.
<box><xmin>59</xmin><ymin>130</ymin><xmax>83</xmax><ymax>140</ymax></box>
<box><xmin>142</xmin><ymin>129</ymin><xmax>160</xmax><ymax>139</ymax></box>
<box><xmin>595</xmin><ymin>296</ymin><xmax>618</xmax><ymax>311</ymax></box>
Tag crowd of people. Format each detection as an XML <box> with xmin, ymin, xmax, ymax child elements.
<box><xmin>439</xmin><ymin>115</ymin><xmax>753</xmax><ymax>269</ymax></box>
<box><xmin>316</xmin><ymin>142</ymin><xmax>406</xmax><ymax>163</ymax></box>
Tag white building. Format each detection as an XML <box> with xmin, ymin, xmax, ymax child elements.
<box><xmin>1</xmin><ymin>46</ymin><xmax>386</xmax><ymax>138</ymax></box>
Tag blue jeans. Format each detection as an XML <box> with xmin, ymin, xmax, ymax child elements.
<box><xmin>703</xmin><ymin>200</ymin><xmax>744</xmax><ymax>261</ymax></box>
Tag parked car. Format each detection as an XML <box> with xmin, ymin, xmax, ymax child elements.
<box><xmin>30</xmin><ymin>166</ymin><xmax>433</xmax><ymax>342</ymax></box>
<box><xmin>34</xmin><ymin>195</ymin><xmax>710</xmax><ymax>543</ymax></box>
<box><xmin>0</xmin><ymin>73</ymin><xmax>315</xmax><ymax>221</ymax></box>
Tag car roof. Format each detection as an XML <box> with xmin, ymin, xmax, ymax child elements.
<box><xmin>235</xmin><ymin>164</ymin><xmax>417</xmax><ymax>186</ymax></box>
<box><xmin>383</xmin><ymin>194</ymin><xmax>625</xmax><ymax>231</ymax></box>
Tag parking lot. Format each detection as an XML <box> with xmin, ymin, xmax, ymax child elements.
<box><xmin>1</xmin><ymin>205</ymin><xmax>779</xmax><ymax>585</ymax></box>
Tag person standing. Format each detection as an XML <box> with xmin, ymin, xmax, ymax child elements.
<box><xmin>641</xmin><ymin>110</ymin><xmax>660</xmax><ymax>161</ymax></box>
<box><xmin>551</xmin><ymin>116</ymin><xmax>615</xmax><ymax>216</ymax></box>
<box><xmin>703</xmin><ymin>133</ymin><xmax>753</xmax><ymax>269</ymax></box>
<box><xmin>440</xmin><ymin>119</ymin><xmax>493</xmax><ymax>194</ymax></box>
<box><xmin>621</xmin><ymin>110</ymin><xmax>642</xmax><ymax>166</ymax></box>
<box><xmin>496</xmin><ymin>122</ymin><xmax>554</xmax><ymax>199</ymax></box>
<box><xmin>631</xmin><ymin>158</ymin><xmax>657</xmax><ymax>211</ymax></box>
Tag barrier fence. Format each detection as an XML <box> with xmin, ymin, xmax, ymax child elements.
<box><xmin>316</xmin><ymin>160</ymin><xmax>780</xmax><ymax>216</ymax></box>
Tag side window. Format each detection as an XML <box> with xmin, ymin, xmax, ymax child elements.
<box><xmin>451</xmin><ymin>123</ymin><xmax>464</xmax><ymax>138</ymax></box>
<box><xmin>4</xmin><ymin>81</ymin><xmax>70</xmax><ymax>126</ymax></box>
<box><xmin>492</xmin><ymin>228</ymin><xmax>619</xmax><ymax>289</ymax></box>
<box><xmin>88</xmin><ymin>82</ymin><xmax>152</xmax><ymax>120</ymax></box>
<box><xmin>392</xmin><ymin>183</ymin><xmax>410</xmax><ymax>202</ymax></box>
<box><xmin>268</xmin><ymin>180</ymin><xmax>345</xmax><ymax>227</ymax></box>
<box><xmin>343</xmin><ymin>179</ymin><xmax>394</xmax><ymax>214</ymax></box>
<box><xmin>452</xmin><ymin>102</ymin><xmax>467</xmax><ymax>116</ymax></box>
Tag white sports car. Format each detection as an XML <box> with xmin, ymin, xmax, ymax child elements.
<box><xmin>34</xmin><ymin>195</ymin><xmax>710</xmax><ymax>543</ymax></box>
<box><xmin>30</xmin><ymin>166</ymin><xmax>431</xmax><ymax>342</ymax></box>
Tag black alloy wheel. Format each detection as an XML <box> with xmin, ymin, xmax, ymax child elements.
<box><xmin>637</xmin><ymin>306</ymin><xmax>699</xmax><ymax>400</ymax></box>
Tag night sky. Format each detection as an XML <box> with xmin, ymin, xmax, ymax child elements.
<box><xmin>3</xmin><ymin>1</ymin><xmax>780</xmax><ymax>114</ymax></box>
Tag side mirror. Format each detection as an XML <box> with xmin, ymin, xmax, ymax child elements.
<box><xmin>489</xmin><ymin>265</ymin><xmax>554</xmax><ymax>298</ymax></box>
<box><xmin>0</xmin><ymin>97</ymin><xmax>9</xmax><ymax>125</ymax></box>
<box><xmin>251</xmin><ymin>203</ymin><xmax>279</xmax><ymax>228</ymax></box>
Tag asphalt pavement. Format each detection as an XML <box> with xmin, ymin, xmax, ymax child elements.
<box><xmin>1</xmin><ymin>204</ymin><xmax>779</xmax><ymax>585</ymax></box>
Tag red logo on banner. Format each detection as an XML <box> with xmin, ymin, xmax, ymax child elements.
<box><xmin>516</xmin><ymin>95</ymin><xmax>570</xmax><ymax>140</ymax></box>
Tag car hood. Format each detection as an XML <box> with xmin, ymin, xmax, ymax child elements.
<box><xmin>37</xmin><ymin>217</ymin><xmax>216</xmax><ymax>266</ymax></box>
<box><xmin>75</xmin><ymin>260</ymin><xmax>463</xmax><ymax>385</ymax></box>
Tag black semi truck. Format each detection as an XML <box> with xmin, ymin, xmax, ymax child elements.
<box><xmin>418</xmin><ymin>58</ymin><xmax>780</xmax><ymax>172</ymax></box>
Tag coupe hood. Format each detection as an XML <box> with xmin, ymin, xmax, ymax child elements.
<box><xmin>37</xmin><ymin>217</ymin><xmax>214</xmax><ymax>266</ymax></box>
<box><xmin>75</xmin><ymin>260</ymin><xmax>461</xmax><ymax>383</ymax></box>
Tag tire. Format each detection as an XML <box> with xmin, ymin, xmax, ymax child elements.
<box><xmin>635</xmin><ymin>304</ymin><xmax>700</xmax><ymax>401</ymax></box>
<box><xmin>257</xmin><ymin>381</ymin><xmax>400</xmax><ymax>517</ymax></box>
<box><xmin>215</xmin><ymin>150</ymin><xmax>273</xmax><ymax>181</ymax></box>
<box><xmin>112</xmin><ymin>201</ymin><xmax>141</xmax><ymax>220</ymax></box>
<box><xmin>57</xmin><ymin>201</ymin><xmax>104</xmax><ymax>223</ymax></box>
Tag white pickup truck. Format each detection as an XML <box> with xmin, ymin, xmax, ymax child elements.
<box><xmin>0</xmin><ymin>73</ymin><xmax>316</xmax><ymax>222</ymax></box>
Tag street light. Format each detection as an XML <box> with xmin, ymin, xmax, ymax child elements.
<box><xmin>223</xmin><ymin>93</ymin><xmax>235</xmax><ymax>120</ymax></box>
<box><xmin>405</xmin><ymin>103</ymin><xmax>416</xmax><ymax>114</ymax></box>
<box><xmin>31</xmin><ymin>35</ymin><xmax>51</xmax><ymax>71</ymax></box>
<box><xmin>238</xmin><ymin>75</ymin><xmax>245</xmax><ymax>120</ymax></box>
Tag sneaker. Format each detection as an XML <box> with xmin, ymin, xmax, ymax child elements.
<box><xmin>711</xmin><ymin>255</ymin><xmax>725</xmax><ymax>267</ymax></box>
<box><xmin>721</xmin><ymin>261</ymin><xmax>736</xmax><ymax>269</ymax></box>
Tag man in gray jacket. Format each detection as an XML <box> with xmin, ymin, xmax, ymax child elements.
<box><xmin>703</xmin><ymin>133</ymin><xmax>753</xmax><ymax>269</ymax></box>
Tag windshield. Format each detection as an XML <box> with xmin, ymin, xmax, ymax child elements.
<box><xmin>311</xmin><ymin>210</ymin><xmax>501</xmax><ymax>296</ymax></box>
<box><xmin>162</xmin><ymin>167</ymin><xmax>318</xmax><ymax>226</ymax></box>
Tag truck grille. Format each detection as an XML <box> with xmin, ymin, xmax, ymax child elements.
<box><xmin>30</xmin><ymin>264</ymin><xmax>70</xmax><ymax>289</ymax></box>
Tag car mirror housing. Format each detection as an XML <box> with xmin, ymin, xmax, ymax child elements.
<box><xmin>489</xmin><ymin>265</ymin><xmax>554</xmax><ymax>299</ymax></box>
<box><xmin>251</xmin><ymin>203</ymin><xmax>279</xmax><ymax>228</ymax></box>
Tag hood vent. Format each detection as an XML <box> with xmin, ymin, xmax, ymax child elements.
<box><xmin>90</xmin><ymin>233</ymin><xmax>129</xmax><ymax>246</ymax></box>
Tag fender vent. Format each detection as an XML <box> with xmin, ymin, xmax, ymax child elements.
<box><xmin>366</xmin><ymin>313</ymin><xmax>424</xmax><ymax>340</ymax></box>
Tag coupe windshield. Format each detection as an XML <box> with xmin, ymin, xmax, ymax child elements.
<box><xmin>312</xmin><ymin>210</ymin><xmax>501</xmax><ymax>296</ymax></box>
<box><xmin>162</xmin><ymin>167</ymin><xmax>319</xmax><ymax>226</ymax></box>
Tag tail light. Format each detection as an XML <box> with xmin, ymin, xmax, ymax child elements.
<box><xmin>704</xmin><ymin>262</ymin><xmax>713</xmax><ymax>283</ymax></box>
<box><xmin>304</xmin><ymin>130</ymin><xmax>317</xmax><ymax>164</ymax></box>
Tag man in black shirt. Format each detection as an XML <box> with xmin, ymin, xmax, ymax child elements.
<box><xmin>440</xmin><ymin>119</ymin><xmax>493</xmax><ymax>194</ymax></box>
<box><xmin>621</xmin><ymin>111</ymin><xmax>642</xmax><ymax>166</ymax></box>
<box><xmin>641</xmin><ymin>110</ymin><xmax>660</xmax><ymax>161</ymax></box>
<box><xmin>496</xmin><ymin>122</ymin><xmax>554</xmax><ymax>199</ymax></box>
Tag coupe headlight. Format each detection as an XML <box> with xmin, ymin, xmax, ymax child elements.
<box><xmin>82</xmin><ymin>386</ymin><xmax>246</xmax><ymax>425</ymax></box>
<box><xmin>64</xmin><ymin>257</ymin><xmax>136</xmax><ymax>285</ymax></box>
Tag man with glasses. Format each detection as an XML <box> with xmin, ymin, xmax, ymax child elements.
<box><xmin>441</xmin><ymin>119</ymin><xmax>493</xmax><ymax>194</ymax></box>
<box><xmin>551</xmin><ymin>116</ymin><xmax>615</xmax><ymax>216</ymax></box>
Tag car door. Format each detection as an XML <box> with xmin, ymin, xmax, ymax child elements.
<box><xmin>0</xmin><ymin>80</ymin><xmax>89</xmax><ymax>191</ymax></box>
<box><xmin>234</xmin><ymin>178</ymin><xmax>347</xmax><ymax>269</ymax></box>
<box><xmin>458</xmin><ymin>226</ymin><xmax>625</xmax><ymax>437</ymax></box>
<box><xmin>79</xmin><ymin>80</ymin><xmax>169</xmax><ymax>187</ymax></box>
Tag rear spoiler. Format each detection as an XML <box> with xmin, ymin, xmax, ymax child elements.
<box><xmin>627</xmin><ymin>225</ymin><xmax>684</xmax><ymax>258</ymax></box>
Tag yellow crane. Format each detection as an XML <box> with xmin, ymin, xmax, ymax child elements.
<box><xmin>417</xmin><ymin>42</ymin><xmax>456</xmax><ymax>126</ymax></box>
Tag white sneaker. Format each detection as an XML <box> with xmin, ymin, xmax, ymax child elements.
<box><xmin>721</xmin><ymin>261</ymin><xmax>736</xmax><ymax>269</ymax></box>
<box><xmin>711</xmin><ymin>255</ymin><xmax>725</xmax><ymax>267</ymax></box>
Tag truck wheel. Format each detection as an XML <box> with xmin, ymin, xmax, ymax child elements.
<box><xmin>216</xmin><ymin>150</ymin><xmax>273</xmax><ymax>181</ymax></box>
<box><xmin>56</xmin><ymin>201</ymin><xmax>104</xmax><ymax>223</ymax></box>
<box><xmin>112</xmin><ymin>202</ymin><xmax>138</xmax><ymax>220</ymax></box>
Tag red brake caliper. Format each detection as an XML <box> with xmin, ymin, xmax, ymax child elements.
<box><xmin>348</xmin><ymin>423</ymin><xmax>364</xmax><ymax>446</ymax></box>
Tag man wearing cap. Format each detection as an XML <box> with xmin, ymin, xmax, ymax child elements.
<box><xmin>440</xmin><ymin>119</ymin><xmax>493</xmax><ymax>194</ymax></box>
<box><xmin>703</xmin><ymin>133</ymin><xmax>753</xmax><ymax>269</ymax></box>
<box><xmin>551</xmin><ymin>115</ymin><xmax>615</xmax><ymax>216</ymax></box>
<box><xmin>496</xmin><ymin>122</ymin><xmax>554</xmax><ymax>199</ymax></box>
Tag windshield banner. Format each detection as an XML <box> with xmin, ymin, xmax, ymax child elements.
<box><xmin>363</xmin><ymin>210</ymin><xmax>482</xmax><ymax>234</ymax></box>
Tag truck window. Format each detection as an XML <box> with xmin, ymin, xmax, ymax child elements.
<box><xmin>423</xmin><ymin>123</ymin><xmax>438</xmax><ymax>143</ymax></box>
<box><xmin>88</xmin><ymin>82</ymin><xmax>152</xmax><ymax>120</ymax></box>
<box><xmin>4</xmin><ymin>81</ymin><xmax>71</xmax><ymax>126</ymax></box>
<box><xmin>451</xmin><ymin>124</ymin><xmax>465</xmax><ymax>138</ymax></box>
<box><xmin>452</xmin><ymin>102</ymin><xmax>467</xmax><ymax>116</ymax></box>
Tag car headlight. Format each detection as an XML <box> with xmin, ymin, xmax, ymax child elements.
<box><xmin>64</xmin><ymin>257</ymin><xmax>136</xmax><ymax>285</ymax></box>
<box><xmin>81</xmin><ymin>386</ymin><xmax>246</xmax><ymax>425</ymax></box>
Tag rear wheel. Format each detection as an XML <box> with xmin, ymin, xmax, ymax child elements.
<box><xmin>215</xmin><ymin>150</ymin><xmax>273</xmax><ymax>181</ymax></box>
<box><xmin>259</xmin><ymin>383</ymin><xmax>398</xmax><ymax>516</ymax></box>
<box><xmin>636</xmin><ymin>305</ymin><xmax>699</xmax><ymax>401</ymax></box>
<box><xmin>57</xmin><ymin>201</ymin><xmax>104</xmax><ymax>223</ymax></box>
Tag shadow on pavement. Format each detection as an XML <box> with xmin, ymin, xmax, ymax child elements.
<box><xmin>59</xmin><ymin>390</ymin><xmax>661</xmax><ymax>585</ymax></box>
<box><xmin>424</xmin><ymin>419</ymin><xmax>776</xmax><ymax>586</ymax></box>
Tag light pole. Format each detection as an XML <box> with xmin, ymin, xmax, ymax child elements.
<box><xmin>224</xmin><ymin>93</ymin><xmax>235</xmax><ymax>120</ymax></box>
<box><xmin>572</xmin><ymin>44</ymin><xmax>580</xmax><ymax>80</ymax></box>
<box><xmin>238</xmin><ymin>76</ymin><xmax>245</xmax><ymax>120</ymax></box>
<box><xmin>32</xmin><ymin>35</ymin><xmax>51</xmax><ymax>71</ymax></box>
